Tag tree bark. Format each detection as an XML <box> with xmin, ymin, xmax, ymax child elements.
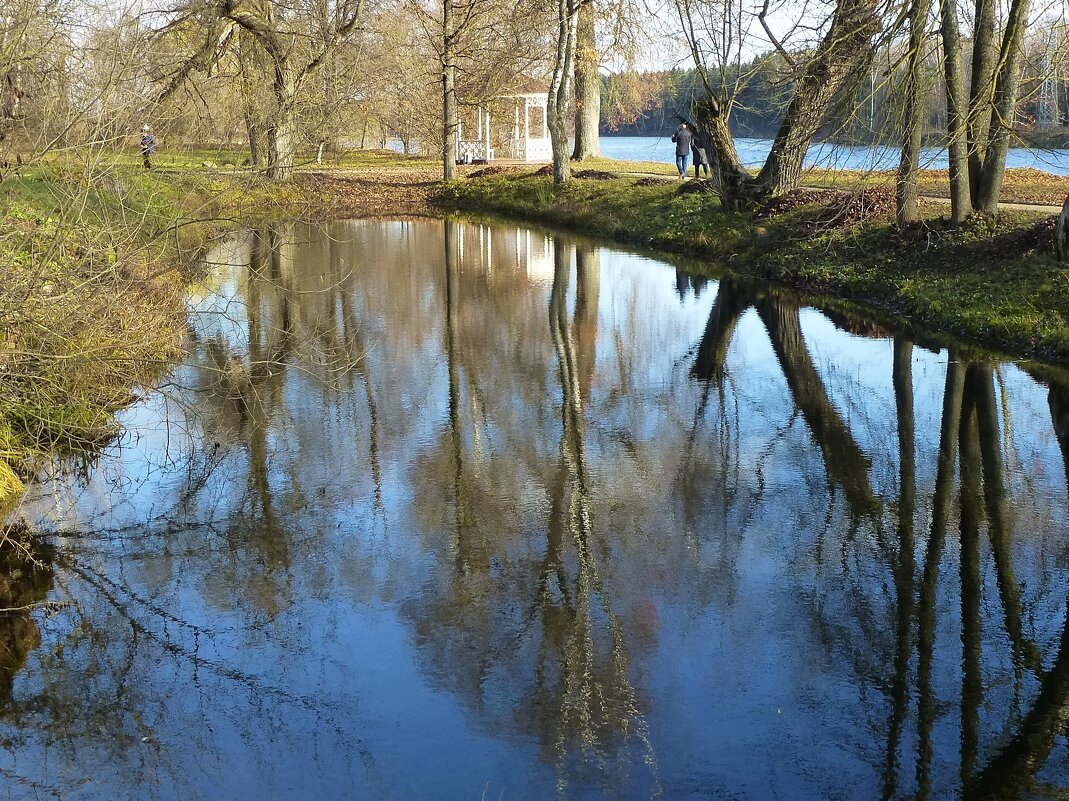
<box><xmin>967</xmin><ymin>0</ymin><xmax>997</xmax><ymax>206</ymax></box>
<box><xmin>753</xmin><ymin>0</ymin><xmax>880</xmax><ymax>197</ymax></box>
<box><xmin>266</xmin><ymin>62</ymin><xmax>296</xmax><ymax>180</ymax></box>
<box><xmin>442</xmin><ymin>0</ymin><xmax>458</xmax><ymax>181</ymax></box>
<box><xmin>570</xmin><ymin>1</ymin><xmax>600</xmax><ymax>161</ymax></box>
<box><xmin>548</xmin><ymin>0</ymin><xmax>580</xmax><ymax>184</ymax></box>
<box><xmin>896</xmin><ymin>0</ymin><xmax>931</xmax><ymax>227</ymax></box>
<box><xmin>974</xmin><ymin>0</ymin><xmax>1032</xmax><ymax>214</ymax></box>
<box><xmin>1057</xmin><ymin>195</ymin><xmax>1069</xmax><ymax>263</ymax></box>
<box><xmin>938</xmin><ymin>0</ymin><xmax>970</xmax><ymax>223</ymax></box>
<box><xmin>244</xmin><ymin>110</ymin><xmax>263</xmax><ymax>165</ymax></box>
<box><xmin>692</xmin><ymin>96</ymin><xmax>750</xmax><ymax>206</ymax></box>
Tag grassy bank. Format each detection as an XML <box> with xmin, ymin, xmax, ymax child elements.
<box><xmin>0</xmin><ymin>161</ymin><xmax>322</xmax><ymax>513</ymax></box>
<box><xmin>440</xmin><ymin>170</ymin><xmax>1068</xmax><ymax>363</ymax></box>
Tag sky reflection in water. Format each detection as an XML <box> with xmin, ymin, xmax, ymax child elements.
<box><xmin>3</xmin><ymin>219</ymin><xmax>1069</xmax><ymax>801</ymax></box>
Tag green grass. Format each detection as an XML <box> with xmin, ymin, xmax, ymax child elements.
<box><xmin>442</xmin><ymin>172</ymin><xmax>1069</xmax><ymax>363</ymax></box>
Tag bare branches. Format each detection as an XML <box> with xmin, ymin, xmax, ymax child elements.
<box><xmin>756</xmin><ymin>0</ymin><xmax>796</xmax><ymax>69</ymax></box>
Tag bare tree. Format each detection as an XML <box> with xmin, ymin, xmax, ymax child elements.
<box><xmin>679</xmin><ymin>0</ymin><xmax>884</xmax><ymax>203</ymax></box>
<box><xmin>547</xmin><ymin>0</ymin><xmax>581</xmax><ymax>183</ymax></box>
<box><xmin>937</xmin><ymin>0</ymin><xmax>969</xmax><ymax>223</ymax></box>
<box><xmin>570</xmin><ymin>0</ymin><xmax>599</xmax><ymax>159</ymax></box>
<box><xmin>895</xmin><ymin>0</ymin><xmax>932</xmax><ymax>225</ymax></box>
<box><xmin>155</xmin><ymin>0</ymin><xmax>366</xmax><ymax>179</ymax></box>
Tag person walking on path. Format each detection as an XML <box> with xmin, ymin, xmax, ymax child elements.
<box><xmin>140</xmin><ymin>125</ymin><xmax>157</xmax><ymax>169</ymax></box>
<box><xmin>671</xmin><ymin>123</ymin><xmax>693</xmax><ymax>179</ymax></box>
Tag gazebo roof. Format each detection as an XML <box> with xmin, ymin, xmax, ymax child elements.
<box><xmin>498</xmin><ymin>77</ymin><xmax>548</xmax><ymax>99</ymax></box>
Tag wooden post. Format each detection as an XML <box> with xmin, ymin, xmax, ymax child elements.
<box><xmin>523</xmin><ymin>98</ymin><xmax>530</xmax><ymax>159</ymax></box>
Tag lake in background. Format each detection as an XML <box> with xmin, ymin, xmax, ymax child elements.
<box><xmin>388</xmin><ymin>135</ymin><xmax>1069</xmax><ymax>176</ymax></box>
<box><xmin>2</xmin><ymin>218</ymin><xmax>1069</xmax><ymax>800</ymax></box>
<box><xmin>600</xmin><ymin>135</ymin><xmax>1069</xmax><ymax>176</ymax></box>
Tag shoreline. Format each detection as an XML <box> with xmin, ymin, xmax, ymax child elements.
<box><xmin>436</xmin><ymin>169</ymin><xmax>1068</xmax><ymax>364</ymax></box>
<box><xmin>2</xmin><ymin>154</ymin><xmax>1067</xmax><ymax>512</ymax></box>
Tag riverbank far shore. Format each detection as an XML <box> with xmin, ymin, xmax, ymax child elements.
<box><xmin>2</xmin><ymin>153</ymin><xmax>1067</xmax><ymax>512</ymax></box>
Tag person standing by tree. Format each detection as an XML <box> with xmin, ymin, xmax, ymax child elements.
<box><xmin>671</xmin><ymin>122</ymin><xmax>693</xmax><ymax>179</ymax></box>
<box><xmin>691</xmin><ymin>131</ymin><xmax>710</xmax><ymax>178</ymax></box>
<box><xmin>140</xmin><ymin>125</ymin><xmax>157</xmax><ymax>169</ymax></box>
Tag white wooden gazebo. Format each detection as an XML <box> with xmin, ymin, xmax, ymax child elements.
<box><xmin>455</xmin><ymin>91</ymin><xmax>552</xmax><ymax>164</ymax></box>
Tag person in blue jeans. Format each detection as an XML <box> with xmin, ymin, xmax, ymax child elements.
<box><xmin>671</xmin><ymin>123</ymin><xmax>694</xmax><ymax>179</ymax></box>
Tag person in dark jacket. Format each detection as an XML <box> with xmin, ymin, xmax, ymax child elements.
<box><xmin>140</xmin><ymin>125</ymin><xmax>157</xmax><ymax>169</ymax></box>
<box><xmin>671</xmin><ymin>123</ymin><xmax>693</xmax><ymax>179</ymax></box>
<box><xmin>691</xmin><ymin>134</ymin><xmax>710</xmax><ymax>178</ymax></box>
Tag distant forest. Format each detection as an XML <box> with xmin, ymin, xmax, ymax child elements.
<box><xmin>601</xmin><ymin>62</ymin><xmax>791</xmax><ymax>139</ymax></box>
<box><xmin>601</xmin><ymin>57</ymin><xmax>1069</xmax><ymax>144</ymax></box>
<box><xmin>607</xmin><ymin>63</ymin><xmax>791</xmax><ymax>137</ymax></box>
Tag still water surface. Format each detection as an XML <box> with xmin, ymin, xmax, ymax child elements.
<box><xmin>4</xmin><ymin>219</ymin><xmax>1069</xmax><ymax>800</ymax></box>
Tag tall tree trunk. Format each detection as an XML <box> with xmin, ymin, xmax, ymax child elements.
<box><xmin>692</xmin><ymin>96</ymin><xmax>750</xmax><ymax>206</ymax></box>
<box><xmin>548</xmin><ymin>0</ymin><xmax>580</xmax><ymax>184</ymax></box>
<box><xmin>1057</xmin><ymin>195</ymin><xmax>1069</xmax><ymax>263</ymax></box>
<box><xmin>442</xmin><ymin>0</ymin><xmax>458</xmax><ymax>181</ymax></box>
<box><xmin>266</xmin><ymin>63</ymin><xmax>296</xmax><ymax>180</ymax></box>
<box><xmin>896</xmin><ymin>0</ymin><xmax>931</xmax><ymax>227</ymax></box>
<box><xmin>975</xmin><ymin>0</ymin><xmax>1032</xmax><ymax>213</ymax></box>
<box><xmin>245</xmin><ymin>110</ymin><xmax>263</xmax><ymax>166</ymax></box>
<box><xmin>753</xmin><ymin>0</ymin><xmax>880</xmax><ymax>197</ymax></box>
<box><xmin>938</xmin><ymin>0</ymin><xmax>970</xmax><ymax>223</ymax></box>
<box><xmin>967</xmin><ymin>0</ymin><xmax>997</xmax><ymax>206</ymax></box>
<box><xmin>571</xmin><ymin>1</ymin><xmax>600</xmax><ymax>161</ymax></box>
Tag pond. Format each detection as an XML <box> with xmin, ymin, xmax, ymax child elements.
<box><xmin>3</xmin><ymin>218</ymin><xmax>1069</xmax><ymax>800</ymax></box>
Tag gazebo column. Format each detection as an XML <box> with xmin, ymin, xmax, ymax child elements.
<box><xmin>523</xmin><ymin>98</ymin><xmax>530</xmax><ymax>161</ymax></box>
<box><xmin>484</xmin><ymin>107</ymin><xmax>491</xmax><ymax>161</ymax></box>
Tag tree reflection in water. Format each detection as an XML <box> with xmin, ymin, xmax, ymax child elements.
<box><xmin>3</xmin><ymin>221</ymin><xmax>1069</xmax><ymax>800</ymax></box>
<box><xmin>691</xmin><ymin>275</ymin><xmax>1069</xmax><ymax>799</ymax></box>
